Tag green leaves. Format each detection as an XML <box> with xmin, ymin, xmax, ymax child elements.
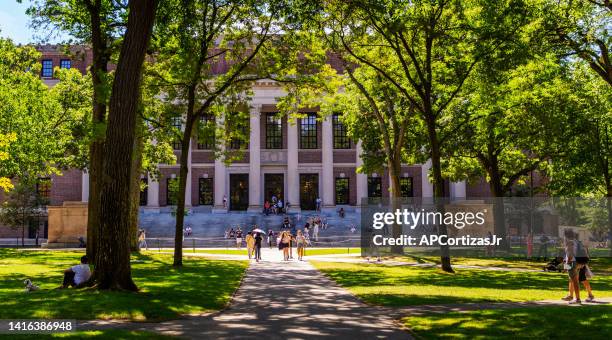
<box><xmin>0</xmin><ymin>38</ymin><xmax>89</xmax><ymax>185</ymax></box>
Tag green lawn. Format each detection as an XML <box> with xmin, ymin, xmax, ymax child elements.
<box><xmin>403</xmin><ymin>305</ymin><xmax>612</xmax><ymax>339</ymax></box>
<box><xmin>311</xmin><ymin>261</ymin><xmax>612</xmax><ymax>306</ymax></box>
<box><xmin>0</xmin><ymin>249</ymin><xmax>248</xmax><ymax>321</ymax></box>
<box><xmin>7</xmin><ymin>330</ymin><xmax>175</xmax><ymax>339</ymax></box>
<box><xmin>402</xmin><ymin>255</ymin><xmax>612</xmax><ymax>273</ymax></box>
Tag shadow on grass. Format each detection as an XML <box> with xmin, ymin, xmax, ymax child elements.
<box><xmin>403</xmin><ymin>305</ymin><xmax>612</xmax><ymax>339</ymax></box>
<box><xmin>319</xmin><ymin>265</ymin><xmax>612</xmax><ymax>291</ymax></box>
<box><xmin>0</xmin><ymin>249</ymin><xmax>248</xmax><ymax>321</ymax></box>
<box><xmin>313</xmin><ymin>261</ymin><xmax>612</xmax><ymax>306</ymax></box>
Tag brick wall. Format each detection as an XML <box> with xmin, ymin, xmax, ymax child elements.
<box><xmin>50</xmin><ymin>170</ymin><xmax>82</xmax><ymax>205</ymax></box>
<box><xmin>192</xmin><ymin>151</ymin><xmax>215</xmax><ymax>163</ymax></box>
<box><xmin>38</xmin><ymin>45</ymin><xmax>93</xmax><ymax>78</ymax></box>
<box><xmin>333</xmin><ymin>150</ymin><xmax>356</xmax><ymax>163</ymax></box>
<box><xmin>298</xmin><ymin>150</ymin><xmax>322</xmax><ymax>163</ymax></box>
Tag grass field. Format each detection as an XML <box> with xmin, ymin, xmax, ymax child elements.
<box><xmin>402</xmin><ymin>255</ymin><xmax>612</xmax><ymax>273</ymax></box>
<box><xmin>403</xmin><ymin>305</ymin><xmax>612</xmax><ymax>339</ymax></box>
<box><xmin>311</xmin><ymin>261</ymin><xmax>612</xmax><ymax>306</ymax></box>
<box><xmin>0</xmin><ymin>249</ymin><xmax>248</xmax><ymax>321</ymax></box>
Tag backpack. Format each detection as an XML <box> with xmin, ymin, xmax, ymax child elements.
<box><xmin>575</xmin><ymin>240</ymin><xmax>589</xmax><ymax>264</ymax></box>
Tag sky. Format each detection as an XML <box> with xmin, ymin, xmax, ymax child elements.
<box><xmin>0</xmin><ymin>1</ymin><xmax>68</xmax><ymax>44</ymax></box>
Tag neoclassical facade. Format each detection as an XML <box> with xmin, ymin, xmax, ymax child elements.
<box><xmin>0</xmin><ymin>46</ymin><xmax>481</xmax><ymax>238</ymax></box>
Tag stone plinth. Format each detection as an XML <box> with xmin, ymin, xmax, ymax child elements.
<box><xmin>43</xmin><ymin>201</ymin><xmax>88</xmax><ymax>248</ymax></box>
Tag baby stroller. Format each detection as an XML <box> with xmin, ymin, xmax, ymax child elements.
<box><xmin>543</xmin><ymin>257</ymin><xmax>563</xmax><ymax>272</ymax></box>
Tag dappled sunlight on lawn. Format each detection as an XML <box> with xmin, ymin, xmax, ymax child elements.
<box><xmin>0</xmin><ymin>249</ymin><xmax>248</xmax><ymax>321</ymax></box>
<box><xmin>403</xmin><ymin>305</ymin><xmax>612</xmax><ymax>339</ymax></box>
<box><xmin>311</xmin><ymin>261</ymin><xmax>612</xmax><ymax>306</ymax></box>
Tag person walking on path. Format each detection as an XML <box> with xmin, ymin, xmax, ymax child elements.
<box><xmin>254</xmin><ymin>232</ymin><xmax>263</xmax><ymax>262</ymax></box>
<box><xmin>246</xmin><ymin>232</ymin><xmax>255</xmax><ymax>259</ymax></box>
<box><xmin>279</xmin><ymin>231</ymin><xmax>291</xmax><ymax>261</ymax></box>
<box><xmin>313</xmin><ymin>222</ymin><xmax>319</xmax><ymax>242</ymax></box>
<box><xmin>138</xmin><ymin>229</ymin><xmax>147</xmax><ymax>250</ymax></box>
<box><xmin>563</xmin><ymin>235</ymin><xmax>594</xmax><ymax>303</ymax></box>
<box><xmin>236</xmin><ymin>229</ymin><xmax>243</xmax><ymax>249</ymax></box>
<box><xmin>267</xmin><ymin>229</ymin><xmax>274</xmax><ymax>248</ymax></box>
<box><xmin>296</xmin><ymin>230</ymin><xmax>308</xmax><ymax>261</ymax></box>
<box><xmin>562</xmin><ymin>229</ymin><xmax>585</xmax><ymax>304</ymax></box>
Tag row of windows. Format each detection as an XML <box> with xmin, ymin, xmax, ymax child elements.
<box><xmin>265</xmin><ymin>112</ymin><xmax>351</xmax><ymax>150</ymax></box>
<box><xmin>41</xmin><ymin>59</ymin><xmax>71</xmax><ymax>78</ymax></box>
<box><xmin>144</xmin><ymin>177</ymin><xmax>214</xmax><ymax>206</ymax></box>
<box><xmin>143</xmin><ymin>175</ymin><xmax>415</xmax><ymax>206</ymax></box>
<box><xmin>173</xmin><ymin>112</ymin><xmax>352</xmax><ymax>151</ymax></box>
<box><xmin>367</xmin><ymin>177</ymin><xmax>414</xmax><ymax>198</ymax></box>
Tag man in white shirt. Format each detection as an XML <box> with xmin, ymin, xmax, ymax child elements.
<box><xmin>61</xmin><ymin>255</ymin><xmax>91</xmax><ymax>288</ymax></box>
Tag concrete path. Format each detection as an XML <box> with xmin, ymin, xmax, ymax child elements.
<box><xmin>80</xmin><ymin>249</ymin><xmax>412</xmax><ymax>339</ymax></box>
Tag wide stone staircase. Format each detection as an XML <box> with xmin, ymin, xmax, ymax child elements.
<box><xmin>139</xmin><ymin>209</ymin><xmax>362</xmax><ymax>247</ymax></box>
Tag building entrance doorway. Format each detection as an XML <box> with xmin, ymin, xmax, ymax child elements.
<box><xmin>264</xmin><ymin>174</ymin><xmax>284</xmax><ymax>203</ymax></box>
<box><xmin>229</xmin><ymin>174</ymin><xmax>249</xmax><ymax>211</ymax></box>
<box><xmin>300</xmin><ymin>174</ymin><xmax>319</xmax><ymax>210</ymax></box>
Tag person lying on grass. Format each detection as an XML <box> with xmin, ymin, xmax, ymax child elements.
<box><xmin>59</xmin><ymin>255</ymin><xmax>91</xmax><ymax>289</ymax></box>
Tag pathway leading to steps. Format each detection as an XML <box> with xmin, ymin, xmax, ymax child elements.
<box><xmin>80</xmin><ymin>248</ymin><xmax>412</xmax><ymax>339</ymax></box>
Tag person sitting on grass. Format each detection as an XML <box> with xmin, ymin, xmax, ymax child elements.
<box><xmin>60</xmin><ymin>255</ymin><xmax>91</xmax><ymax>289</ymax></box>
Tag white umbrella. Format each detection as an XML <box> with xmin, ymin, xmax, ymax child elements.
<box><xmin>252</xmin><ymin>228</ymin><xmax>265</xmax><ymax>233</ymax></box>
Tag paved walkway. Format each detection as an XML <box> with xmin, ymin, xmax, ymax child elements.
<box><xmin>81</xmin><ymin>249</ymin><xmax>412</xmax><ymax>339</ymax></box>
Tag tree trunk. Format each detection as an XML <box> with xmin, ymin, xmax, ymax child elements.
<box><xmin>388</xmin><ymin>157</ymin><xmax>403</xmax><ymax>254</ymax></box>
<box><xmin>173</xmin><ymin>117</ymin><xmax>195</xmax><ymax>267</ymax></box>
<box><xmin>94</xmin><ymin>0</ymin><xmax>157</xmax><ymax>291</ymax></box>
<box><xmin>129</xmin><ymin>120</ymin><xmax>144</xmax><ymax>251</ymax></box>
<box><xmin>86</xmin><ymin>2</ymin><xmax>109</xmax><ymax>262</ymax></box>
<box><xmin>607</xmin><ymin>184</ymin><xmax>612</xmax><ymax>257</ymax></box>
<box><xmin>488</xmin><ymin>166</ymin><xmax>510</xmax><ymax>251</ymax></box>
<box><xmin>427</xmin><ymin>119</ymin><xmax>453</xmax><ymax>273</ymax></box>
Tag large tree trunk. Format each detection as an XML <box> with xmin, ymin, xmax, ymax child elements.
<box><xmin>427</xmin><ymin>118</ymin><xmax>453</xmax><ymax>273</ymax></box>
<box><xmin>173</xmin><ymin>117</ymin><xmax>195</xmax><ymax>267</ymax></box>
<box><xmin>129</xmin><ymin>120</ymin><xmax>144</xmax><ymax>251</ymax></box>
<box><xmin>607</xmin><ymin>184</ymin><xmax>612</xmax><ymax>257</ymax></box>
<box><xmin>487</xmin><ymin>164</ymin><xmax>510</xmax><ymax>251</ymax></box>
<box><xmin>86</xmin><ymin>2</ymin><xmax>109</xmax><ymax>263</ymax></box>
<box><xmin>94</xmin><ymin>0</ymin><xmax>157</xmax><ymax>291</ymax></box>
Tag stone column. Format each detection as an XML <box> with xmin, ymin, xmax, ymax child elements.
<box><xmin>248</xmin><ymin>105</ymin><xmax>262</xmax><ymax>212</ymax></box>
<box><xmin>81</xmin><ymin>171</ymin><xmax>89</xmax><ymax>202</ymax></box>
<box><xmin>185</xmin><ymin>138</ymin><xmax>192</xmax><ymax>207</ymax></box>
<box><xmin>147</xmin><ymin>173</ymin><xmax>159</xmax><ymax>208</ymax></box>
<box><xmin>213</xmin><ymin>115</ymin><xmax>228</xmax><ymax>213</ymax></box>
<box><xmin>322</xmin><ymin>115</ymin><xmax>334</xmax><ymax>210</ymax></box>
<box><xmin>421</xmin><ymin>159</ymin><xmax>434</xmax><ymax>198</ymax></box>
<box><xmin>287</xmin><ymin>117</ymin><xmax>300</xmax><ymax>211</ymax></box>
<box><xmin>355</xmin><ymin>141</ymin><xmax>368</xmax><ymax>209</ymax></box>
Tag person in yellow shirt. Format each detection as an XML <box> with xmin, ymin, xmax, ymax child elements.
<box><xmin>246</xmin><ymin>231</ymin><xmax>255</xmax><ymax>259</ymax></box>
